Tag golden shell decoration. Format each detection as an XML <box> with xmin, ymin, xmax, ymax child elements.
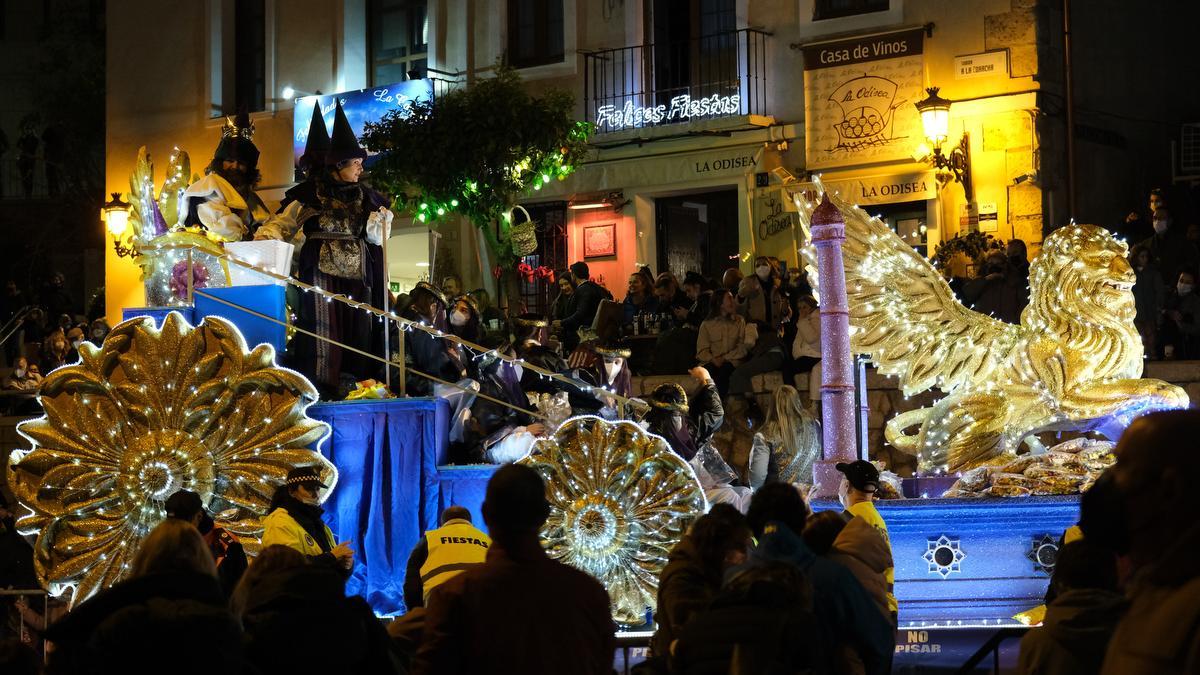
<box><xmin>6</xmin><ymin>312</ymin><xmax>332</xmax><ymax>604</ymax></box>
<box><xmin>520</xmin><ymin>415</ymin><xmax>706</xmax><ymax>624</ymax></box>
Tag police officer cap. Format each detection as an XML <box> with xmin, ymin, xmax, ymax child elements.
<box><xmin>285</xmin><ymin>466</ymin><xmax>328</xmax><ymax>489</ymax></box>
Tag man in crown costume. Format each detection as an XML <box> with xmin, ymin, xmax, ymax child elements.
<box><xmin>256</xmin><ymin>100</ymin><xmax>393</xmax><ymax>397</ymax></box>
<box><xmin>181</xmin><ymin>110</ymin><xmax>271</xmax><ymax>241</ymax></box>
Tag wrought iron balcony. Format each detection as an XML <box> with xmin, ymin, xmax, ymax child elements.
<box><xmin>583</xmin><ymin>28</ymin><xmax>771</xmax><ymax>134</ymax></box>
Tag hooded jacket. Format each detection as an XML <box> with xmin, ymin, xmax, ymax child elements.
<box><xmin>738</xmin><ymin>521</ymin><xmax>894</xmax><ymax>675</ymax></box>
<box><xmin>1018</xmin><ymin>588</ymin><xmax>1126</xmax><ymax>675</ymax></box>
<box><xmin>828</xmin><ymin>515</ymin><xmax>894</xmax><ymax>623</ymax></box>
<box><xmin>653</xmin><ymin>536</ymin><xmax>722</xmax><ymax>658</ymax></box>
<box><xmin>1101</xmin><ymin>520</ymin><xmax>1200</xmax><ymax>675</ymax></box>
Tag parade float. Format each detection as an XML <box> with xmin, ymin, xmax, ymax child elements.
<box><xmin>793</xmin><ymin>183</ymin><xmax>1189</xmax><ymax>632</ymax></box>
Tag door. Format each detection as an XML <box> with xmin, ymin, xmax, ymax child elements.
<box><xmin>656</xmin><ymin>189</ymin><xmax>740</xmax><ymax>278</ymax></box>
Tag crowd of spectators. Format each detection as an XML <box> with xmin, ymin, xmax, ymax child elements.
<box><xmin>1123</xmin><ymin>189</ymin><xmax>1200</xmax><ymax>359</ymax></box>
<box><xmin>0</xmin><ymin>273</ymin><xmax>108</xmax><ymax>408</ymax></box>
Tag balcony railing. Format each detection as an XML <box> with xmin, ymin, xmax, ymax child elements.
<box><xmin>583</xmin><ymin>28</ymin><xmax>771</xmax><ymax>134</ymax></box>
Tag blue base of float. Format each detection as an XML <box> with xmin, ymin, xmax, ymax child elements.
<box><xmin>123</xmin><ymin>285</ymin><xmax>286</xmax><ymax>352</ymax></box>
<box><xmin>122</xmin><ymin>306</ymin><xmax>193</xmax><ymax>326</ymax></box>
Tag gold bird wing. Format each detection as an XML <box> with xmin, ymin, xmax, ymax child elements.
<box><xmin>796</xmin><ymin>185</ymin><xmax>1022</xmax><ymax>397</ymax></box>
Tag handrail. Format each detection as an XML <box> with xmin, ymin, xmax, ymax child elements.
<box><xmin>954</xmin><ymin>627</ymin><xmax>1027</xmax><ymax>674</ymax></box>
<box><xmin>0</xmin><ymin>305</ymin><xmax>34</xmax><ymax>348</ymax></box>
<box><xmin>141</xmin><ymin>243</ymin><xmax>634</xmax><ymax>416</ymax></box>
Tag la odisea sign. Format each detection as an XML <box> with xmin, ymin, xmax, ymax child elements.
<box><xmin>820</xmin><ymin>170</ymin><xmax>937</xmax><ymax>206</ymax></box>
<box><xmin>292</xmin><ymin>79</ymin><xmax>434</xmax><ymax>167</ymax></box>
<box><xmin>595</xmin><ymin>93</ymin><xmax>742</xmax><ymax>131</ymax></box>
<box><xmin>802</xmin><ymin>28</ymin><xmax>925</xmax><ymax>170</ymax></box>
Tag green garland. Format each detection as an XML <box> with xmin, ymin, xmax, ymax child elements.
<box><xmin>932</xmin><ymin>231</ymin><xmax>1006</xmax><ymax>274</ymax></box>
<box><xmin>361</xmin><ymin>66</ymin><xmax>592</xmax><ymax>260</ymax></box>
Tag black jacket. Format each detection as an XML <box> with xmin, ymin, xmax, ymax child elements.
<box><xmin>645</xmin><ymin>381</ymin><xmax>724</xmax><ymax>460</ymax></box>
<box><xmin>45</xmin><ymin>571</ymin><xmax>245</xmax><ymax>675</ymax></box>
<box><xmin>561</xmin><ymin>281</ymin><xmax>611</xmax><ymax>333</ymax></box>
<box><xmin>652</xmin><ymin>537</ymin><xmax>722</xmax><ymax>658</ymax></box>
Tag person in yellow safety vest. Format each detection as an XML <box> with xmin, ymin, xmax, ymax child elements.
<box><xmin>262</xmin><ymin>466</ymin><xmax>354</xmax><ymax>576</ymax></box>
<box><xmin>403</xmin><ymin>505</ymin><xmax>491</xmax><ymax>609</ymax></box>
<box><xmin>837</xmin><ymin>460</ymin><xmax>897</xmax><ymax>625</ymax></box>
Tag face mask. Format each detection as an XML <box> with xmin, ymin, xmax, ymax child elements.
<box><xmin>1179</xmin><ymin>283</ymin><xmax>1194</xmax><ymax>295</ymax></box>
<box><xmin>1153</xmin><ymin>220</ymin><xmax>1169</xmax><ymax>234</ymax></box>
<box><xmin>93</xmin><ymin>329</ymin><xmax>105</xmax><ymax>339</ymax></box>
<box><xmin>603</xmin><ymin>358</ymin><xmax>622</xmax><ymax>381</ymax></box>
<box><xmin>450</xmin><ymin>310</ymin><xmax>470</xmax><ymax>326</ymax></box>
<box><xmin>756</xmin><ymin>265</ymin><xmax>771</xmax><ymax>280</ymax></box>
<box><xmin>14</xmin><ymin>369</ymin><xmax>25</xmax><ymax>378</ymax></box>
<box><xmin>670</xmin><ymin>415</ymin><xmax>684</xmax><ymax>433</ymax></box>
<box><xmin>1078</xmin><ymin>471</ymin><xmax>1130</xmax><ymax>555</ymax></box>
<box><xmin>72</xmin><ymin>339</ymin><xmax>82</xmax><ymax>349</ymax></box>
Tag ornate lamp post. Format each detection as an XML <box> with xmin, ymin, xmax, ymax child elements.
<box><xmin>915</xmin><ymin>87</ymin><xmax>973</xmax><ymax>198</ymax></box>
<box><xmin>102</xmin><ymin>192</ymin><xmax>137</xmax><ymax>258</ymax></box>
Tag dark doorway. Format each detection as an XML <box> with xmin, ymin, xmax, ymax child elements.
<box><xmin>868</xmin><ymin>200</ymin><xmax>929</xmax><ymax>257</ymax></box>
<box><xmin>656</xmin><ymin>189</ymin><xmax>740</xmax><ymax>279</ymax></box>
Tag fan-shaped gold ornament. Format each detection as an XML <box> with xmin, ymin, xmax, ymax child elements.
<box><xmin>519</xmin><ymin>415</ymin><xmax>706</xmax><ymax>624</ymax></box>
<box><xmin>7</xmin><ymin>312</ymin><xmax>332</xmax><ymax>605</ymax></box>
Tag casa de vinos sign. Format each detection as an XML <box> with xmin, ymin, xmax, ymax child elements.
<box><xmin>595</xmin><ymin>93</ymin><xmax>742</xmax><ymax>131</ymax></box>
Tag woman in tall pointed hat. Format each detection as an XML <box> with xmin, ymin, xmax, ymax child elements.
<box><xmin>257</xmin><ymin>100</ymin><xmax>393</xmax><ymax>397</ymax></box>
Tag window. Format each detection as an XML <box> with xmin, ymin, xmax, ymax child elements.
<box><xmin>814</xmin><ymin>0</ymin><xmax>889</xmax><ymax>20</ymax></box>
<box><xmin>507</xmin><ymin>0</ymin><xmax>564</xmax><ymax>69</ymax></box>
<box><xmin>369</xmin><ymin>0</ymin><xmax>428</xmax><ymax>85</ymax></box>
<box><xmin>651</xmin><ymin>0</ymin><xmax>737</xmax><ymax>107</ymax></box>
<box><xmin>518</xmin><ymin>202</ymin><xmax>567</xmax><ymax>316</ymax></box>
<box><xmin>234</xmin><ymin>0</ymin><xmax>266</xmax><ymax>112</ymax></box>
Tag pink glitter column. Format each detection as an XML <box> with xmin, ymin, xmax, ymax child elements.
<box><xmin>810</xmin><ymin>194</ymin><xmax>857</xmax><ymax>496</ymax></box>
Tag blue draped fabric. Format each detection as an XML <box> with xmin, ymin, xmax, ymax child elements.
<box><xmin>308</xmin><ymin>397</ymin><xmax>450</xmax><ymax>616</ymax></box>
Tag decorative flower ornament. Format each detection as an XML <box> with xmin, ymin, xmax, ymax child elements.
<box><xmin>7</xmin><ymin>312</ymin><xmax>332</xmax><ymax>604</ymax></box>
<box><xmin>519</xmin><ymin>416</ymin><xmax>706</xmax><ymax>624</ymax></box>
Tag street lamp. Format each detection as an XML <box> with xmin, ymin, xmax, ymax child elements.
<box><xmin>102</xmin><ymin>191</ymin><xmax>138</xmax><ymax>258</ymax></box>
<box><xmin>915</xmin><ymin>87</ymin><xmax>972</xmax><ymax>197</ymax></box>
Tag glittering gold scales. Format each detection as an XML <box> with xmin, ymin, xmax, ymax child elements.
<box><xmin>798</xmin><ymin>190</ymin><xmax>1189</xmax><ymax>474</ymax></box>
<box><xmin>7</xmin><ymin>312</ymin><xmax>333</xmax><ymax>605</ymax></box>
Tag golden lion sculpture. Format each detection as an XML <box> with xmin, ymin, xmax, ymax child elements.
<box><xmin>798</xmin><ymin>189</ymin><xmax>1188</xmax><ymax>474</ymax></box>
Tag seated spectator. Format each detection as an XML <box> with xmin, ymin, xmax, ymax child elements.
<box><xmin>412</xmin><ymin>464</ymin><xmax>615</xmax><ymax>675</ymax></box>
<box><xmin>88</xmin><ymin>318</ymin><xmax>110</xmax><ymax>345</ymax></box>
<box><xmin>1160</xmin><ymin>270</ymin><xmax>1200</xmax><ymax>359</ymax></box>
<box><xmin>468</xmin><ymin>287</ymin><xmax>504</xmax><ymax>326</ymax></box>
<box><xmin>164</xmin><ymin>489</ymin><xmax>247</xmax><ymax>597</ymax></box>
<box><xmin>653</xmin><ymin>272</ymin><xmax>689</xmax><ymax>325</ymax></box>
<box><xmin>652</xmin><ymin>504</ymin><xmax>751</xmax><ymax>660</ymax></box>
<box><xmin>790</xmin><ymin>295</ymin><xmax>821</xmax><ymax>374</ymax></box>
<box><xmin>680</xmin><ymin>271</ymin><xmax>712</xmax><ymax>328</ymax></box>
<box><xmin>236</xmin><ymin>545</ymin><xmax>399</xmax><ymax>675</ymax></box>
<box><xmin>729</xmin><ymin>277</ymin><xmax>787</xmax><ymax>416</ymax></box>
<box><xmin>404</xmin><ymin>506</ymin><xmax>491</xmax><ymax>611</ymax></box>
<box><xmin>447</xmin><ymin>294</ymin><xmax>482</xmax><ymax>345</ymax></box>
<box><xmin>44</xmin><ymin>519</ymin><xmax>246</xmax><ymax>675</ymax></box>
<box><xmin>548</xmin><ymin>275</ymin><xmax>576</xmax><ymax>324</ymax></box>
<box><xmin>804</xmin><ymin>510</ymin><xmax>893</xmax><ymax>625</ymax></box>
<box><xmin>622</xmin><ymin>269</ymin><xmax>657</xmax><ymax>326</ymax></box>
<box><xmin>66</xmin><ymin>325</ymin><xmax>85</xmax><ymax>361</ymax></box>
<box><xmin>738</xmin><ymin>483</ymin><xmax>893</xmax><ymax>675</ymax></box>
<box><xmin>671</xmin><ymin>555</ymin><xmax>821</xmax><ymax>674</ymax></box>
<box><xmin>1080</xmin><ymin>410</ymin><xmax>1200</xmax><ymax>674</ymax></box>
<box><xmin>696</xmin><ymin>289</ymin><xmax>748</xmax><ymax>399</ymax></box>
<box><xmin>3</xmin><ymin>357</ymin><xmax>41</xmax><ymax>391</ymax></box>
<box><xmin>749</xmin><ymin>385</ymin><xmax>821</xmax><ymax>488</ymax></box>
<box><xmin>739</xmin><ymin>257</ymin><xmax>790</xmax><ymax>329</ymax></box>
<box><xmin>440</xmin><ymin>274</ymin><xmax>462</xmax><ymax>298</ymax></box>
<box><xmin>39</xmin><ymin>329</ymin><xmax>71</xmax><ymax>372</ymax></box>
<box><xmin>262</xmin><ymin>466</ymin><xmax>354</xmax><ymax>576</ymax></box>
<box><xmin>1018</xmin><ymin>540</ymin><xmax>1124</xmax><ymax>675</ymax></box>
<box><xmin>721</xmin><ymin>267</ymin><xmax>743</xmax><ymax>293</ymax></box>
<box><xmin>1131</xmin><ymin>245</ymin><xmax>1165</xmax><ymax>359</ymax></box>
<box><xmin>1139</xmin><ymin>207</ymin><xmax>1199</xmax><ymax>286</ymax></box>
<box><xmin>783</xmin><ymin>266</ymin><xmax>813</xmax><ymax>299</ymax></box>
<box><xmin>556</xmin><ymin>262</ymin><xmax>612</xmax><ymax>353</ymax></box>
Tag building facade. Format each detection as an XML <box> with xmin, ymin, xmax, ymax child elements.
<box><xmin>105</xmin><ymin>0</ymin><xmax>1200</xmax><ymax>320</ymax></box>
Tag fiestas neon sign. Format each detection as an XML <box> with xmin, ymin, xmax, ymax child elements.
<box><xmin>595</xmin><ymin>93</ymin><xmax>742</xmax><ymax>131</ymax></box>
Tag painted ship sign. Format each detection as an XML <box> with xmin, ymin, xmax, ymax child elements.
<box><xmin>803</xmin><ymin>28</ymin><xmax>925</xmax><ymax>170</ymax></box>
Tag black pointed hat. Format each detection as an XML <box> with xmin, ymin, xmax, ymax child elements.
<box><xmin>326</xmin><ymin>100</ymin><xmax>367</xmax><ymax>166</ymax></box>
<box><xmin>214</xmin><ymin>108</ymin><xmax>260</xmax><ymax>169</ymax></box>
<box><xmin>299</xmin><ymin>103</ymin><xmax>331</xmax><ymax>173</ymax></box>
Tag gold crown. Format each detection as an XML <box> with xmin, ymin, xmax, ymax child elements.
<box><xmin>221</xmin><ymin>116</ymin><xmax>255</xmax><ymax>141</ymax></box>
<box><xmin>648</xmin><ymin>383</ymin><xmax>688</xmax><ymax>413</ymax></box>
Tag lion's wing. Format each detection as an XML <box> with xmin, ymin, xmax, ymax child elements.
<box><xmin>797</xmin><ymin>187</ymin><xmax>1021</xmax><ymax>396</ymax></box>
